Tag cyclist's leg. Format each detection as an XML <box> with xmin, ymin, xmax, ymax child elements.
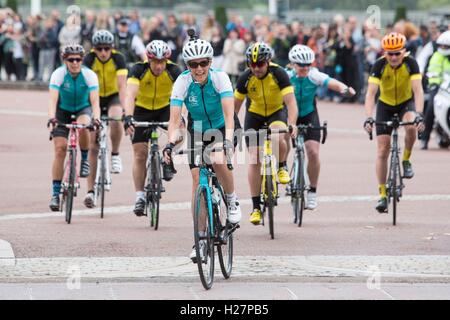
<box><xmin>86</xmin><ymin>130</ymin><xmax>99</xmax><ymax>191</ymax></box>
<box><xmin>268</xmin><ymin>108</ymin><xmax>288</xmax><ymax>164</ymax></box>
<box><xmin>375</xmin><ymin>101</ymin><xmax>393</xmax><ymax>209</ymax></box>
<box><xmin>268</xmin><ymin>108</ymin><xmax>290</xmax><ymax>184</ymax></box>
<box><xmin>76</xmin><ymin>108</ymin><xmax>92</xmax><ymax>151</ymax></box>
<box><xmin>107</xmin><ymin>95</ymin><xmax>124</xmax><ymax>155</ymax></box>
<box><xmin>401</xmin><ymin>101</ymin><xmax>417</xmax><ymax>159</ymax></box>
<box><xmin>244</xmin><ymin>112</ymin><xmax>263</xmax><ymax>214</ymax></box>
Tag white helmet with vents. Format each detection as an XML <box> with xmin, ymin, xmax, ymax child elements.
<box><xmin>146</xmin><ymin>40</ymin><xmax>172</xmax><ymax>60</ymax></box>
<box><xmin>437</xmin><ymin>31</ymin><xmax>450</xmax><ymax>56</ymax></box>
<box><xmin>289</xmin><ymin>44</ymin><xmax>315</xmax><ymax>64</ymax></box>
<box><xmin>182</xmin><ymin>38</ymin><xmax>214</xmax><ymax>62</ymax></box>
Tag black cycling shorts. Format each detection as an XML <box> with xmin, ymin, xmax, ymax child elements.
<box><xmin>100</xmin><ymin>93</ymin><xmax>121</xmax><ymax>116</ymax></box>
<box><xmin>296</xmin><ymin>108</ymin><xmax>321</xmax><ymax>142</ymax></box>
<box><xmin>132</xmin><ymin>106</ymin><xmax>170</xmax><ymax>144</ymax></box>
<box><xmin>244</xmin><ymin>107</ymin><xmax>288</xmax><ymax>148</ymax></box>
<box><xmin>186</xmin><ymin>113</ymin><xmax>241</xmax><ymax>170</ymax></box>
<box><xmin>53</xmin><ymin>107</ymin><xmax>92</xmax><ymax>138</ymax></box>
<box><xmin>376</xmin><ymin>99</ymin><xmax>415</xmax><ymax>136</ymax></box>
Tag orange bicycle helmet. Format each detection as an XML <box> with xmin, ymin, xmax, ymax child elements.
<box><xmin>381</xmin><ymin>32</ymin><xmax>406</xmax><ymax>52</ymax></box>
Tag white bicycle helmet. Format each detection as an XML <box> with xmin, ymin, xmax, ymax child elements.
<box><xmin>146</xmin><ymin>40</ymin><xmax>172</xmax><ymax>60</ymax></box>
<box><xmin>92</xmin><ymin>30</ymin><xmax>114</xmax><ymax>47</ymax></box>
<box><xmin>182</xmin><ymin>38</ymin><xmax>213</xmax><ymax>62</ymax></box>
<box><xmin>289</xmin><ymin>44</ymin><xmax>315</xmax><ymax>64</ymax></box>
<box><xmin>437</xmin><ymin>30</ymin><xmax>450</xmax><ymax>56</ymax></box>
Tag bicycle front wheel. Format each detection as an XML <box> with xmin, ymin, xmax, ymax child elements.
<box><xmin>99</xmin><ymin>150</ymin><xmax>106</xmax><ymax>219</ymax></box>
<box><xmin>193</xmin><ymin>186</ymin><xmax>215</xmax><ymax>290</ymax></box>
<box><xmin>65</xmin><ymin>149</ymin><xmax>76</xmax><ymax>224</ymax></box>
<box><xmin>266</xmin><ymin>174</ymin><xmax>275</xmax><ymax>239</ymax></box>
<box><xmin>291</xmin><ymin>154</ymin><xmax>305</xmax><ymax>227</ymax></box>
<box><xmin>216</xmin><ymin>186</ymin><xmax>233</xmax><ymax>279</ymax></box>
<box><xmin>150</xmin><ymin>154</ymin><xmax>162</xmax><ymax>230</ymax></box>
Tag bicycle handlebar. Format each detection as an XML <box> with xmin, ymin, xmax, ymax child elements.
<box><xmin>367</xmin><ymin>118</ymin><xmax>421</xmax><ymax>141</ymax></box>
<box><xmin>49</xmin><ymin>121</ymin><xmax>94</xmax><ymax>141</ymax></box>
<box><xmin>132</xmin><ymin>121</ymin><xmax>169</xmax><ymax>128</ymax></box>
<box><xmin>174</xmin><ymin>146</ymin><xmax>234</xmax><ymax>171</ymax></box>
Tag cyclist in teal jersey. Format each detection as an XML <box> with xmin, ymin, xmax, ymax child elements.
<box><xmin>47</xmin><ymin>43</ymin><xmax>101</xmax><ymax>211</ymax></box>
<box><xmin>163</xmin><ymin>30</ymin><xmax>241</xmax><ymax>262</ymax></box>
<box><xmin>286</xmin><ymin>45</ymin><xmax>355</xmax><ymax>210</ymax></box>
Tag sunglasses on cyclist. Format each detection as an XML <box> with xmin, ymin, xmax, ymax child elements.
<box><xmin>248</xmin><ymin>61</ymin><xmax>267</xmax><ymax>68</ymax></box>
<box><xmin>439</xmin><ymin>45</ymin><xmax>450</xmax><ymax>50</ymax></box>
<box><xmin>66</xmin><ymin>58</ymin><xmax>82</xmax><ymax>63</ymax></box>
<box><xmin>95</xmin><ymin>47</ymin><xmax>112</xmax><ymax>52</ymax></box>
<box><xmin>387</xmin><ymin>51</ymin><xmax>402</xmax><ymax>56</ymax></box>
<box><xmin>187</xmin><ymin>60</ymin><xmax>210</xmax><ymax>69</ymax></box>
<box><xmin>296</xmin><ymin>62</ymin><xmax>312</xmax><ymax>67</ymax></box>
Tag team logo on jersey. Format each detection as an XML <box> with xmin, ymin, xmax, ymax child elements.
<box><xmin>188</xmin><ymin>95</ymin><xmax>199</xmax><ymax>106</ymax></box>
<box><xmin>250</xmin><ymin>85</ymin><xmax>257</xmax><ymax>93</ymax></box>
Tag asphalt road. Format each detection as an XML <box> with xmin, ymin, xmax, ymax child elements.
<box><xmin>0</xmin><ymin>89</ymin><xmax>449</xmax><ymax>300</ymax></box>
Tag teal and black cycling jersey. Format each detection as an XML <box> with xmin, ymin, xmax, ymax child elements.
<box><xmin>49</xmin><ymin>65</ymin><xmax>99</xmax><ymax>113</ymax></box>
<box><xmin>170</xmin><ymin>68</ymin><xmax>234</xmax><ymax>133</ymax></box>
<box><xmin>287</xmin><ymin>68</ymin><xmax>330</xmax><ymax>117</ymax></box>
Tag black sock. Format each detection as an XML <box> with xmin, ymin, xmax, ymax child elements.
<box><xmin>252</xmin><ymin>196</ymin><xmax>261</xmax><ymax>211</ymax></box>
<box><xmin>88</xmin><ymin>190</ymin><xmax>94</xmax><ymax>194</ymax></box>
<box><xmin>310</xmin><ymin>187</ymin><xmax>317</xmax><ymax>193</ymax></box>
<box><xmin>279</xmin><ymin>161</ymin><xmax>287</xmax><ymax>169</ymax></box>
<box><xmin>111</xmin><ymin>152</ymin><xmax>119</xmax><ymax>157</ymax></box>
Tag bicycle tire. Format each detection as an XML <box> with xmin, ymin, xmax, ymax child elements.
<box><xmin>216</xmin><ymin>185</ymin><xmax>233</xmax><ymax>279</ymax></box>
<box><xmin>151</xmin><ymin>153</ymin><xmax>161</xmax><ymax>230</ymax></box>
<box><xmin>99</xmin><ymin>149</ymin><xmax>106</xmax><ymax>219</ymax></box>
<box><xmin>65</xmin><ymin>149</ymin><xmax>76</xmax><ymax>224</ymax></box>
<box><xmin>266</xmin><ymin>174</ymin><xmax>275</xmax><ymax>239</ymax></box>
<box><xmin>193</xmin><ymin>186</ymin><xmax>215</xmax><ymax>290</ymax></box>
<box><xmin>392</xmin><ymin>155</ymin><xmax>399</xmax><ymax>226</ymax></box>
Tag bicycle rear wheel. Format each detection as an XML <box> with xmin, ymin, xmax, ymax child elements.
<box><xmin>291</xmin><ymin>154</ymin><xmax>305</xmax><ymax>227</ymax></box>
<box><xmin>216</xmin><ymin>186</ymin><xmax>233</xmax><ymax>279</ymax></box>
<box><xmin>65</xmin><ymin>149</ymin><xmax>76</xmax><ymax>224</ymax></box>
<box><xmin>391</xmin><ymin>157</ymin><xmax>400</xmax><ymax>226</ymax></box>
<box><xmin>194</xmin><ymin>186</ymin><xmax>215</xmax><ymax>290</ymax></box>
<box><xmin>266</xmin><ymin>174</ymin><xmax>275</xmax><ymax>239</ymax></box>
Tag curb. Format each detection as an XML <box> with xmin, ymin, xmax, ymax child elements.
<box><xmin>0</xmin><ymin>81</ymin><xmax>48</xmax><ymax>91</ymax></box>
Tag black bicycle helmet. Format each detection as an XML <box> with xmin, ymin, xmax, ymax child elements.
<box><xmin>245</xmin><ymin>42</ymin><xmax>273</xmax><ymax>63</ymax></box>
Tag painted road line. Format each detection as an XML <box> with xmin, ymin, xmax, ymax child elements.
<box><xmin>0</xmin><ymin>109</ymin><xmax>47</xmax><ymax>117</ymax></box>
<box><xmin>0</xmin><ymin>256</ymin><xmax>449</xmax><ymax>280</ymax></box>
<box><xmin>0</xmin><ymin>239</ymin><xmax>15</xmax><ymax>266</ymax></box>
<box><xmin>1</xmin><ymin>194</ymin><xmax>449</xmax><ymax>221</ymax></box>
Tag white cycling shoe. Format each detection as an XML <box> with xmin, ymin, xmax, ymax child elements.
<box><xmin>306</xmin><ymin>191</ymin><xmax>317</xmax><ymax>210</ymax></box>
<box><xmin>111</xmin><ymin>155</ymin><xmax>122</xmax><ymax>174</ymax></box>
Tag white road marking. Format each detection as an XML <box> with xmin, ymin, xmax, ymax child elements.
<box><xmin>0</xmin><ymin>239</ymin><xmax>15</xmax><ymax>266</ymax></box>
<box><xmin>0</xmin><ymin>109</ymin><xmax>47</xmax><ymax>117</ymax></box>
<box><xmin>0</xmin><ymin>256</ymin><xmax>449</xmax><ymax>281</ymax></box>
<box><xmin>284</xmin><ymin>287</ymin><xmax>299</xmax><ymax>300</ymax></box>
<box><xmin>1</xmin><ymin>194</ymin><xmax>449</xmax><ymax>221</ymax></box>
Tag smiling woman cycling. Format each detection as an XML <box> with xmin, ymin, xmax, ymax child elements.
<box><xmin>47</xmin><ymin>43</ymin><xmax>101</xmax><ymax>211</ymax></box>
<box><xmin>163</xmin><ymin>30</ymin><xmax>242</xmax><ymax>262</ymax></box>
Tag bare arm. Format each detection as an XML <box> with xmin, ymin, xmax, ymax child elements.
<box><xmin>124</xmin><ymin>83</ymin><xmax>139</xmax><ymax>117</ymax></box>
<box><xmin>48</xmin><ymin>89</ymin><xmax>59</xmax><ymax>119</ymax></box>
<box><xmin>234</xmin><ymin>97</ymin><xmax>244</xmax><ymax>115</ymax></box>
<box><xmin>327</xmin><ymin>78</ymin><xmax>355</xmax><ymax>96</ymax></box>
<box><xmin>89</xmin><ymin>90</ymin><xmax>101</xmax><ymax>120</ymax></box>
<box><xmin>167</xmin><ymin>106</ymin><xmax>182</xmax><ymax>145</ymax></box>
<box><xmin>221</xmin><ymin>97</ymin><xmax>235</xmax><ymax>142</ymax></box>
<box><xmin>411</xmin><ymin>79</ymin><xmax>424</xmax><ymax>114</ymax></box>
<box><xmin>117</xmin><ymin>74</ymin><xmax>127</xmax><ymax>110</ymax></box>
<box><xmin>364</xmin><ymin>82</ymin><xmax>379</xmax><ymax>119</ymax></box>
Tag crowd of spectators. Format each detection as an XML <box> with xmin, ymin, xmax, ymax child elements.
<box><xmin>0</xmin><ymin>7</ymin><xmax>449</xmax><ymax>104</ymax></box>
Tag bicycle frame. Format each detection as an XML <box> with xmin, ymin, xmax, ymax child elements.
<box><xmin>261</xmin><ymin>133</ymin><xmax>278</xmax><ymax>203</ymax></box>
<box><xmin>94</xmin><ymin>117</ymin><xmax>112</xmax><ymax>200</ymax></box>
<box><xmin>61</xmin><ymin>123</ymin><xmax>81</xmax><ymax>197</ymax></box>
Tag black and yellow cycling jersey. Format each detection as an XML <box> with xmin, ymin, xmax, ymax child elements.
<box><xmin>234</xmin><ymin>62</ymin><xmax>294</xmax><ymax>117</ymax></box>
<box><xmin>368</xmin><ymin>55</ymin><xmax>422</xmax><ymax>106</ymax></box>
<box><xmin>127</xmin><ymin>61</ymin><xmax>181</xmax><ymax>111</ymax></box>
<box><xmin>83</xmin><ymin>49</ymin><xmax>128</xmax><ymax>98</ymax></box>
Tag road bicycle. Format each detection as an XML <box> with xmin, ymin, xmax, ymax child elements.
<box><xmin>132</xmin><ymin>121</ymin><xmax>168</xmax><ymax>230</ymax></box>
<box><xmin>290</xmin><ymin>122</ymin><xmax>327</xmax><ymax>227</ymax></box>
<box><xmin>246</xmin><ymin>125</ymin><xmax>291</xmax><ymax>239</ymax></box>
<box><xmin>369</xmin><ymin>114</ymin><xmax>420</xmax><ymax>225</ymax></box>
<box><xmin>175</xmin><ymin>144</ymin><xmax>239</xmax><ymax>290</ymax></box>
<box><xmin>50</xmin><ymin>117</ymin><xmax>93</xmax><ymax>224</ymax></box>
<box><xmin>93</xmin><ymin>114</ymin><xmax>122</xmax><ymax>218</ymax></box>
